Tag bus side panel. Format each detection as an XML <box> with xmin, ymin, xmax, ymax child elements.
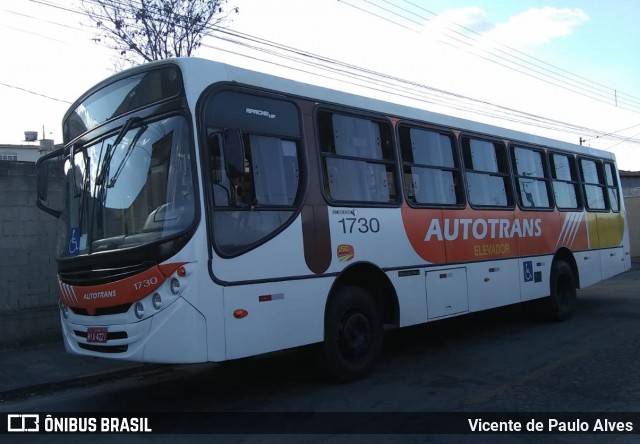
<box><xmin>596</xmin><ymin>212</ymin><xmax>625</xmax><ymax>248</ymax></box>
<box><xmin>387</xmin><ymin>270</ymin><xmax>428</xmax><ymax>327</ymax></box>
<box><xmin>222</xmin><ymin>279</ymin><xmax>331</xmax><ymax>360</ymax></box>
<box><xmin>189</xmin><ymin>261</ymin><xmax>228</xmax><ymax>363</ymax></box>
<box><xmin>599</xmin><ymin>247</ymin><xmax>626</xmax><ymax>280</ymax></box>
<box><xmin>518</xmin><ymin>255</ymin><xmax>553</xmax><ymax>302</ymax></box>
<box><xmin>575</xmin><ymin>250</ymin><xmax>602</xmax><ymax>288</ymax></box>
<box><xmin>466</xmin><ymin>259</ymin><xmax>520</xmax><ymax>312</ymax></box>
<box><xmin>426</xmin><ymin>267</ymin><xmax>468</xmax><ymax>319</ymax></box>
<box><xmin>597</xmin><ymin>212</ymin><xmax>626</xmax><ymax>280</ymax></box>
<box><xmin>212</xmin><ymin>217</ymin><xmax>310</xmax><ymax>282</ymax></box>
<box><xmin>326</xmin><ymin>207</ymin><xmax>423</xmax><ymax>272</ymax></box>
<box><xmin>143</xmin><ymin>298</ymin><xmax>208</xmax><ymax>363</ymax></box>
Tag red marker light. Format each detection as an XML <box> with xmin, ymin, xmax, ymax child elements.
<box><xmin>177</xmin><ymin>266</ymin><xmax>187</xmax><ymax>277</ymax></box>
<box><xmin>233</xmin><ymin>309</ymin><xmax>248</xmax><ymax>319</ymax></box>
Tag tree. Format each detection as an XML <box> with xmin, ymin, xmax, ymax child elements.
<box><xmin>80</xmin><ymin>0</ymin><xmax>238</xmax><ymax>67</ymax></box>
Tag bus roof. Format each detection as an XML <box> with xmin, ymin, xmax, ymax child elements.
<box><xmin>70</xmin><ymin>57</ymin><xmax>616</xmax><ymax>162</ymax></box>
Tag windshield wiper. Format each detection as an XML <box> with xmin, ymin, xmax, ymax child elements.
<box><xmin>89</xmin><ymin>117</ymin><xmax>143</xmax><ymax>254</ymax></box>
<box><xmin>96</xmin><ymin>117</ymin><xmax>142</xmax><ymax>188</ymax></box>
<box><xmin>70</xmin><ymin>144</ymin><xmax>80</xmax><ymax>198</ymax></box>
<box><xmin>108</xmin><ymin>122</ymin><xmax>148</xmax><ymax>188</ymax></box>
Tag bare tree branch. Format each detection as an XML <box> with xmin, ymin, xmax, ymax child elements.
<box><xmin>80</xmin><ymin>0</ymin><xmax>238</xmax><ymax>69</ymax></box>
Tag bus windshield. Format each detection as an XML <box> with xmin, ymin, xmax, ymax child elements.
<box><xmin>59</xmin><ymin>115</ymin><xmax>195</xmax><ymax>258</ymax></box>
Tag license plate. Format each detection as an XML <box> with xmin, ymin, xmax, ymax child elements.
<box><xmin>87</xmin><ymin>327</ymin><xmax>108</xmax><ymax>343</ymax></box>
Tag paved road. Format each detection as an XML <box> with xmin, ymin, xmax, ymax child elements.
<box><xmin>2</xmin><ymin>264</ymin><xmax>639</xmax><ymax>443</ymax></box>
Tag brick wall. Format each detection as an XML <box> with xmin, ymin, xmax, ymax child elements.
<box><xmin>0</xmin><ymin>161</ymin><xmax>63</xmax><ymax>348</ymax></box>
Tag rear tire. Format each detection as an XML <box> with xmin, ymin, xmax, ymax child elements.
<box><xmin>323</xmin><ymin>286</ymin><xmax>383</xmax><ymax>382</ymax></box>
<box><xmin>545</xmin><ymin>260</ymin><xmax>577</xmax><ymax>321</ymax></box>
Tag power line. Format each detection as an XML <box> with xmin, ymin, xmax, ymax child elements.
<box><xmin>0</xmin><ymin>81</ymin><xmax>72</xmax><ymax>104</ymax></box>
<box><xmin>0</xmin><ymin>6</ymin><xmax>86</xmax><ymax>32</ymax></box>
<box><xmin>0</xmin><ymin>21</ymin><xmax>71</xmax><ymax>44</ymax></box>
<box><xmin>606</xmin><ymin>130</ymin><xmax>640</xmax><ymax>151</ymax></box>
<box><xmin>0</xmin><ymin>2</ymin><xmax>98</xmax><ymax>47</ymax></box>
<box><xmin>394</xmin><ymin>0</ymin><xmax>640</xmax><ymax>108</ymax></box>
<box><xmin>343</xmin><ymin>0</ymin><xmax>640</xmax><ymax>112</ymax></box>
<box><xmin>74</xmin><ymin>0</ymin><xmax>640</xmax><ymax>117</ymax></box>
<box><xmin>25</xmin><ymin>0</ymin><xmax>84</xmax><ymax>16</ymax></box>
<box><xmin>338</xmin><ymin>0</ymin><xmax>419</xmax><ymax>29</ymax></box>
<box><xmin>77</xmin><ymin>0</ymin><xmax>640</xmax><ymax>111</ymax></box>
<box><xmin>19</xmin><ymin>0</ymin><xmax>640</xmax><ymax>146</ymax></box>
<box><xmin>203</xmin><ymin>25</ymin><xmax>640</xmax><ymax>144</ymax></box>
<box><xmin>395</xmin><ymin>0</ymin><xmax>620</xmax><ymax>95</ymax></box>
<box><xmin>77</xmin><ymin>0</ymin><xmax>640</xmax><ymax>144</ymax></box>
<box><xmin>582</xmin><ymin>123</ymin><xmax>640</xmax><ymax>144</ymax></box>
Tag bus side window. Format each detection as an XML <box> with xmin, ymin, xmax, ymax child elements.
<box><xmin>579</xmin><ymin>158</ymin><xmax>607</xmax><ymax>211</ymax></box>
<box><xmin>399</xmin><ymin>125</ymin><xmax>463</xmax><ymax>206</ymax></box>
<box><xmin>604</xmin><ymin>162</ymin><xmax>620</xmax><ymax>212</ymax></box>
<box><xmin>462</xmin><ymin>136</ymin><xmax>513</xmax><ymax>208</ymax></box>
<box><xmin>511</xmin><ymin>146</ymin><xmax>552</xmax><ymax>209</ymax></box>
<box><xmin>249</xmin><ymin>135</ymin><xmax>299</xmax><ymax>206</ymax></box>
<box><xmin>207</xmin><ymin>128</ymin><xmax>301</xmax><ymax>257</ymax></box>
<box><xmin>318</xmin><ymin>111</ymin><xmax>398</xmax><ymax>204</ymax></box>
<box><xmin>550</xmin><ymin>153</ymin><xmax>581</xmax><ymax>210</ymax></box>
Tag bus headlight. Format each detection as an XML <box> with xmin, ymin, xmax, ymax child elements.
<box><xmin>60</xmin><ymin>302</ymin><xmax>69</xmax><ymax>319</ymax></box>
<box><xmin>152</xmin><ymin>293</ymin><xmax>162</xmax><ymax>310</ymax></box>
<box><xmin>170</xmin><ymin>278</ymin><xmax>180</xmax><ymax>295</ymax></box>
<box><xmin>134</xmin><ymin>302</ymin><xmax>145</xmax><ymax>320</ymax></box>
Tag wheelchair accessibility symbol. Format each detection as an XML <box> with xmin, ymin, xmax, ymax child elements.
<box><xmin>68</xmin><ymin>227</ymin><xmax>81</xmax><ymax>256</ymax></box>
<box><xmin>523</xmin><ymin>261</ymin><xmax>534</xmax><ymax>283</ymax></box>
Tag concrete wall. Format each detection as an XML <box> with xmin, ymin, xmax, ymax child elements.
<box><xmin>621</xmin><ymin>174</ymin><xmax>640</xmax><ymax>191</ymax></box>
<box><xmin>625</xmin><ymin>195</ymin><xmax>640</xmax><ymax>257</ymax></box>
<box><xmin>0</xmin><ymin>161</ymin><xmax>62</xmax><ymax>349</ymax></box>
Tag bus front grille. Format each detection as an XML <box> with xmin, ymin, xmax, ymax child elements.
<box><xmin>78</xmin><ymin>343</ymin><xmax>129</xmax><ymax>354</ymax></box>
<box><xmin>59</xmin><ymin>261</ymin><xmax>156</xmax><ymax>286</ymax></box>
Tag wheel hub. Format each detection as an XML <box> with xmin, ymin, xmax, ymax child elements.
<box><xmin>339</xmin><ymin>311</ymin><xmax>372</xmax><ymax>359</ymax></box>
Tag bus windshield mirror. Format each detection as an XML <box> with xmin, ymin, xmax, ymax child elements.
<box><xmin>35</xmin><ymin>146</ymin><xmax>64</xmax><ymax>219</ymax></box>
<box><xmin>223</xmin><ymin>128</ymin><xmax>245</xmax><ymax>179</ymax></box>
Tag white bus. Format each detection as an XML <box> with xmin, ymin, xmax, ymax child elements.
<box><xmin>36</xmin><ymin>58</ymin><xmax>631</xmax><ymax>380</ymax></box>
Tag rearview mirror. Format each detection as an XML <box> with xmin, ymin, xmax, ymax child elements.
<box><xmin>35</xmin><ymin>147</ymin><xmax>64</xmax><ymax>218</ymax></box>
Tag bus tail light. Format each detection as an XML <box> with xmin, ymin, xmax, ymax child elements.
<box><xmin>177</xmin><ymin>266</ymin><xmax>187</xmax><ymax>277</ymax></box>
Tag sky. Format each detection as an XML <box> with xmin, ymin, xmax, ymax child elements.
<box><xmin>1</xmin><ymin>0</ymin><xmax>639</xmax><ymax>170</ymax></box>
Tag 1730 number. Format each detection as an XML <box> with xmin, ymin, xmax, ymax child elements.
<box><xmin>338</xmin><ymin>217</ymin><xmax>380</xmax><ymax>234</ymax></box>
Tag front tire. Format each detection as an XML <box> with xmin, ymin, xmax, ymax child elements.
<box><xmin>323</xmin><ymin>286</ymin><xmax>383</xmax><ymax>382</ymax></box>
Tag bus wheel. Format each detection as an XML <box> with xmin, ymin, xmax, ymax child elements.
<box><xmin>323</xmin><ymin>286</ymin><xmax>383</xmax><ymax>382</ymax></box>
<box><xmin>546</xmin><ymin>260</ymin><xmax>576</xmax><ymax>321</ymax></box>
